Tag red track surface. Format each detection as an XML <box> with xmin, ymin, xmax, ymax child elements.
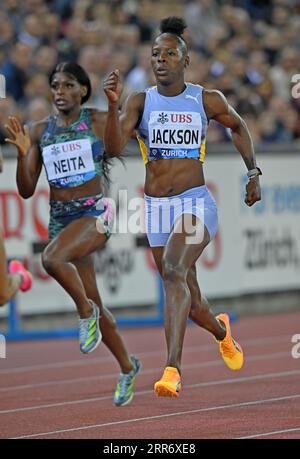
<box><xmin>0</xmin><ymin>311</ymin><xmax>300</xmax><ymax>439</ymax></box>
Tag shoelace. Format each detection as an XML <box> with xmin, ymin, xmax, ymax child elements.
<box><xmin>118</xmin><ymin>371</ymin><xmax>133</xmax><ymax>395</ymax></box>
<box><xmin>79</xmin><ymin>318</ymin><xmax>91</xmax><ymax>341</ymax></box>
<box><xmin>79</xmin><ymin>302</ymin><xmax>98</xmax><ymax>341</ymax></box>
<box><xmin>220</xmin><ymin>337</ymin><xmax>237</xmax><ymax>359</ymax></box>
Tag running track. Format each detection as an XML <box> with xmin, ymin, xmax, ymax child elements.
<box><xmin>0</xmin><ymin>311</ymin><xmax>300</xmax><ymax>439</ymax></box>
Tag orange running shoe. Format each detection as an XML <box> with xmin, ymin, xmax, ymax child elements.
<box><xmin>216</xmin><ymin>313</ymin><xmax>244</xmax><ymax>371</ymax></box>
<box><xmin>154</xmin><ymin>366</ymin><xmax>182</xmax><ymax>398</ymax></box>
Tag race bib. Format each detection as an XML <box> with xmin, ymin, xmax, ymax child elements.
<box><xmin>43</xmin><ymin>139</ymin><xmax>95</xmax><ymax>181</ymax></box>
<box><xmin>148</xmin><ymin>111</ymin><xmax>202</xmax><ymax>159</ymax></box>
<box><xmin>149</xmin><ymin>111</ymin><xmax>201</xmax><ymax>147</ymax></box>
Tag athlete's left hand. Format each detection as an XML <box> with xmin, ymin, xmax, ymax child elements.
<box><xmin>103</xmin><ymin>69</ymin><xmax>123</xmax><ymax>105</ymax></box>
<box><xmin>245</xmin><ymin>177</ymin><xmax>261</xmax><ymax>206</ymax></box>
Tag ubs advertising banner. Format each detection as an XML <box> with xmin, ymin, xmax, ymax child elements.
<box><xmin>0</xmin><ymin>152</ymin><xmax>299</xmax><ymax>315</ymax></box>
<box><xmin>201</xmin><ymin>154</ymin><xmax>300</xmax><ymax>295</ymax></box>
<box><xmin>239</xmin><ymin>155</ymin><xmax>300</xmax><ymax>292</ymax></box>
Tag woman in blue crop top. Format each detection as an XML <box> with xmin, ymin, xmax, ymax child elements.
<box><xmin>103</xmin><ymin>17</ymin><xmax>262</xmax><ymax>398</ymax></box>
<box><xmin>5</xmin><ymin>62</ymin><xmax>140</xmax><ymax>407</ymax></box>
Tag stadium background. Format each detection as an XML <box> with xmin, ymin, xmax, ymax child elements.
<box><xmin>0</xmin><ymin>0</ymin><xmax>299</xmax><ymax>337</ymax></box>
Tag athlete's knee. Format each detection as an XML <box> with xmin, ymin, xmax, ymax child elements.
<box><xmin>161</xmin><ymin>255</ymin><xmax>187</xmax><ymax>283</ymax></box>
<box><xmin>42</xmin><ymin>247</ymin><xmax>61</xmax><ymax>274</ymax></box>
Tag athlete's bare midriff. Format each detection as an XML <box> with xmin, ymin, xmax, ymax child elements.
<box><xmin>49</xmin><ymin>175</ymin><xmax>103</xmax><ymax>201</ymax></box>
<box><xmin>144</xmin><ymin>158</ymin><xmax>205</xmax><ymax>196</ymax></box>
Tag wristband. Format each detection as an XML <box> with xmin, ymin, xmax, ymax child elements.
<box><xmin>247</xmin><ymin>167</ymin><xmax>262</xmax><ymax>180</ymax></box>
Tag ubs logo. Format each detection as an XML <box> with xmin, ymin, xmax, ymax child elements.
<box><xmin>157</xmin><ymin>113</ymin><xmax>169</xmax><ymax>124</ymax></box>
<box><xmin>170</xmin><ymin>113</ymin><xmax>192</xmax><ymax>123</ymax></box>
<box><xmin>50</xmin><ymin>145</ymin><xmax>60</xmax><ymax>156</ymax></box>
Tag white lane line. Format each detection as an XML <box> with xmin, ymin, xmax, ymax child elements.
<box><xmin>12</xmin><ymin>393</ymin><xmax>300</xmax><ymax>439</ymax></box>
<box><xmin>238</xmin><ymin>427</ymin><xmax>300</xmax><ymax>439</ymax></box>
<box><xmin>1</xmin><ymin>367</ymin><xmax>299</xmax><ymax>415</ymax></box>
<box><xmin>0</xmin><ymin>350</ymin><xmax>291</xmax><ymax>393</ymax></box>
<box><xmin>0</xmin><ymin>334</ymin><xmax>290</xmax><ymax>375</ymax></box>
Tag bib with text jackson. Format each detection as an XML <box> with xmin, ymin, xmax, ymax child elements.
<box><xmin>149</xmin><ymin>111</ymin><xmax>202</xmax><ymax>160</ymax></box>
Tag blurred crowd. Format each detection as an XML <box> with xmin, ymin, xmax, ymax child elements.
<box><xmin>1</xmin><ymin>0</ymin><xmax>300</xmax><ymax>146</ymax></box>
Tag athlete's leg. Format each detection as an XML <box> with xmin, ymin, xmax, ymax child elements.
<box><xmin>0</xmin><ymin>230</ymin><xmax>21</xmax><ymax>305</ymax></box>
<box><xmin>158</xmin><ymin>215</ymin><xmax>218</xmax><ymax>372</ymax></box>
<box><xmin>42</xmin><ymin>217</ymin><xmax>107</xmax><ymax>318</ymax></box>
<box><xmin>152</xmin><ymin>219</ymin><xmax>241</xmax><ymax>383</ymax></box>
<box><xmin>187</xmin><ymin>265</ymin><xmax>225</xmax><ymax>338</ymax></box>
<box><xmin>73</xmin><ymin>254</ymin><xmax>133</xmax><ymax>373</ymax></box>
<box><xmin>152</xmin><ymin>246</ymin><xmax>225</xmax><ymax>340</ymax></box>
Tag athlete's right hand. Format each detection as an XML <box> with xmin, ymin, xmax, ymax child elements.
<box><xmin>5</xmin><ymin>116</ymin><xmax>31</xmax><ymax>157</ymax></box>
<box><xmin>103</xmin><ymin>69</ymin><xmax>122</xmax><ymax>105</ymax></box>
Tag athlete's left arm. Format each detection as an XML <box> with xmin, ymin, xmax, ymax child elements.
<box><xmin>203</xmin><ymin>89</ymin><xmax>261</xmax><ymax>207</ymax></box>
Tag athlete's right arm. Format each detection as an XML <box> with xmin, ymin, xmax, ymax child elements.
<box><xmin>103</xmin><ymin>69</ymin><xmax>144</xmax><ymax>156</ymax></box>
<box><xmin>5</xmin><ymin>116</ymin><xmax>42</xmax><ymax>199</ymax></box>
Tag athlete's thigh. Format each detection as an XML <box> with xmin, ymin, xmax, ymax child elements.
<box><xmin>46</xmin><ymin>216</ymin><xmax>107</xmax><ymax>261</ymax></box>
<box><xmin>151</xmin><ymin>246</ymin><xmax>164</xmax><ymax>275</ymax></box>
<box><xmin>163</xmin><ymin>214</ymin><xmax>210</xmax><ymax>270</ymax></box>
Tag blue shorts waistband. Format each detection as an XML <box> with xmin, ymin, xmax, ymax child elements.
<box><xmin>144</xmin><ymin>185</ymin><xmax>207</xmax><ymax>201</ymax></box>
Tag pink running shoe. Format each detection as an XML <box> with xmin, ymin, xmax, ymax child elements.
<box><xmin>8</xmin><ymin>260</ymin><xmax>32</xmax><ymax>292</ymax></box>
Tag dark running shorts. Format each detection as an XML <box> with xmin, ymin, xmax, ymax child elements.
<box><xmin>48</xmin><ymin>194</ymin><xmax>114</xmax><ymax>240</ymax></box>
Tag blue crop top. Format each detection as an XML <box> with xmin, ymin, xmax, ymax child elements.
<box><xmin>136</xmin><ymin>83</ymin><xmax>208</xmax><ymax>164</ymax></box>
